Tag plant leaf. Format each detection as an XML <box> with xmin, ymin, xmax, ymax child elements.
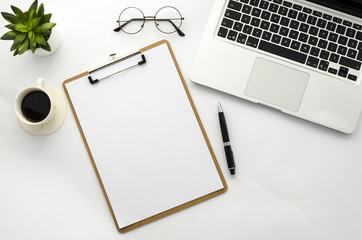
<box><xmin>10</xmin><ymin>41</ymin><xmax>19</xmax><ymax>51</ymax></box>
<box><xmin>40</xmin><ymin>42</ymin><xmax>51</xmax><ymax>51</ymax></box>
<box><xmin>30</xmin><ymin>43</ymin><xmax>36</xmax><ymax>53</ymax></box>
<box><xmin>28</xmin><ymin>0</ymin><xmax>38</xmax><ymax>16</ymax></box>
<box><xmin>18</xmin><ymin>38</ymin><xmax>29</xmax><ymax>55</ymax></box>
<box><xmin>14</xmin><ymin>23</ymin><xmax>29</xmax><ymax>32</ymax></box>
<box><xmin>41</xmin><ymin>23</ymin><xmax>56</xmax><ymax>30</ymax></box>
<box><xmin>1</xmin><ymin>12</ymin><xmax>21</xmax><ymax>24</ymax></box>
<box><xmin>34</xmin><ymin>27</ymin><xmax>50</xmax><ymax>36</ymax></box>
<box><xmin>28</xmin><ymin>31</ymin><xmax>35</xmax><ymax>42</ymax></box>
<box><xmin>29</xmin><ymin>17</ymin><xmax>41</xmax><ymax>29</ymax></box>
<box><xmin>14</xmin><ymin>32</ymin><xmax>27</xmax><ymax>45</ymax></box>
<box><xmin>27</xmin><ymin>0</ymin><xmax>38</xmax><ymax>22</ymax></box>
<box><xmin>10</xmin><ymin>6</ymin><xmax>27</xmax><ymax>24</ymax></box>
<box><xmin>5</xmin><ymin>24</ymin><xmax>16</xmax><ymax>30</ymax></box>
<box><xmin>39</xmin><ymin>13</ymin><xmax>52</xmax><ymax>25</ymax></box>
<box><xmin>37</xmin><ymin>3</ymin><xmax>44</xmax><ymax>18</ymax></box>
<box><xmin>35</xmin><ymin>33</ymin><xmax>46</xmax><ymax>46</ymax></box>
<box><xmin>13</xmin><ymin>47</ymin><xmax>19</xmax><ymax>56</ymax></box>
<box><xmin>0</xmin><ymin>31</ymin><xmax>17</xmax><ymax>40</ymax></box>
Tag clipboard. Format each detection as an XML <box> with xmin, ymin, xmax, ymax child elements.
<box><xmin>63</xmin><ymin>40</ymin><xmax>227</xmax><ymax>233</ymax></box>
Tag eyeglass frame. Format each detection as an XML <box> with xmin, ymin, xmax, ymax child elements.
<box><xmin>114</xmin><ymin>6</ymin><xmax>185</xmax><ymax>36</ymax></box>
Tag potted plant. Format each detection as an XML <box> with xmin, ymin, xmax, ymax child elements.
<box><xmin>0</xmin><ymin>0</ymin><xmax>60</xmax><ymax>56</ymax></box>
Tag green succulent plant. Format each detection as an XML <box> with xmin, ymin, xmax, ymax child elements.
<box><xmin>1</xmin><ymin>0</ymin><xmax>56</xmax><ymax>56</ymax></box>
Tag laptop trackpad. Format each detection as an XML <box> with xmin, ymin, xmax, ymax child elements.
<box><xmin>245</xmin><ymin>58</ymin><xmax>310</xmax><ymax>112</ymax></box>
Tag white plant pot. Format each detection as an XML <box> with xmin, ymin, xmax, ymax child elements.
<box><xmin>33</xmin><ymin>26</ymin><xmax>62</xmax><ymax>57</ymax></box>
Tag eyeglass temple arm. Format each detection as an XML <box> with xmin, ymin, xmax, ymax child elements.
<box><xmin>113</xmin><ymin>18</ymin><xmax>144</xmax><ymax>32</ymax></box>
<box><xmin>156</xmin><ymin>18</ymin><xmax>185</xmax><ymax>37</ymax></box>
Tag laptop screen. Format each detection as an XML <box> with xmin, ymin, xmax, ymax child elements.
<box><xmin>306</xmin><ymin>0</ymin><xmax>362</xmax><ymax>18</ymax></box>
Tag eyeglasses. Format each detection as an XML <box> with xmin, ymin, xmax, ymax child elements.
<box><xmin>114</xmin><ymin>6</ymin><xmax>185</xmax><ymax>36</ymax></box>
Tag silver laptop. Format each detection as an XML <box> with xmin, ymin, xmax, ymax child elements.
<box><xmin>190</xmin><ymin>0</ymin><xmax>362</xmax><ymax>133</ymax></box>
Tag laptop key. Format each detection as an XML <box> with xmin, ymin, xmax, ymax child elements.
<box><xmin>338</xmin><ymin>36</ymin><xmax>348</xmax><ymax>45</ymax></box>
<box><xmin>258</xmin><ymin>40</ymin><xmax>307</xmax><ymax>64</ymax></box>
<box><xmin>347</xmin><ymin>49</ymin><xmax>357</xmax><ymax>59</ymax></box>
<box><xmin>251</xmin><ymin>8</ymin><xmax>262</xmax><ymax>17</ymax></box>
<box><xmin>358</xmin><ymin>51</ymin><xmax>362</xmax><ymax>61</ymax></box>
<box><xmin>307</xmin><ymin>56</ymin><xmax>319</xmax><ymax>68</ymax></box>
<box><xmin>227</xmin><ymin>30</ymin><xmax>238</xmax><ymax>41</ymax></box>
<box><xmin>301</xmin><ymin>44</ymin><xmax>310</xmax><ymax>53</ymax></box>
<box><xmin>250</xmin><ymin>0</ymin><xmax>260</xmax><ymax>6</ymax></box>
<box><xmin>356</xmin><ymin>32</ymin><xmax>362</xmax><ymax>41</ymax></box>
<box><xmin>237</xmin><ymin>33</ymin><xmax>248</xmax><ymax>44</ymax></box>
<box><xmin>246</xmin><ymin>36</ymin><xmax>259</xmax><ymax>48</ymax></box>
<box><xmin>218</xmin><ymin>27</ymin><xmax>228</xmax><ymax>38</ymax></box>
<box><xmin>233</xmin><ymin>22</ymin><xmax>243</xmax><ymax>31</ymax></box>
<box><xmin>222</xmin><ymin>18</ymin><xmax>234</xmax><ymax>28</ymax></box>
<box><xmin>337</xmin><ymin>46</ymin><xmax>347</xmax><ymax>55</ymax></box>
<box><xmin>269</xmin><ymin>3</ymin><xmax>279</xmax><ymax>13</ymax></box>
<box><xmin>339</xmin><ymin>56</ymin><xmax>361</xmax><ymax>70</ymax></box>
<box><xmin>346</xmin><ymin>28</ymin><xmax>356</xmax><ymax>38</ymax></box>
<box><xmin>252</xmin><ymin>28</ymin><xmax>262</xmax><ymax>37</ymax></box>
<box><xmin>353</xmin><ymin>24</ymin><xmax>362</xmax><ymax>30</ymax></box>
<box><xmin>288</xmin><ymin>9</ymin><xmax>298</xmax><ymax>19</ymax></box>
<box><xmin>242</xmin><ymin>5</ymin><xmax>252</xmax><ymax>14</ymax></box>
<box><xmin>298</xmin><ymin>33</ymin><xmax>308</xmax><ymax>42</ymax></box>
<box><xmin>262</xmin><ymin>31</ymin><xmax>272</xmax><ymax>41</ymax></box>
<box><xmin>303</xmin><ymin>7</ymin><xmax>313</xmax><ymax>14</ymax></box>
<box><xmin>332</xmin><ymin>17</ymin><xmax>342</xmax><ymax>24</ymax></box>
<box><xmin>338</xmin><ymin>66</ymin><xmax>349</xmax><ymax>77</ymax></box>
<box><xmin>270</xmin><ymin>24</ymin><xmax>280</xmax><ymax>33</ymax></box>
<box><xmin>330</xmin><ymin>53</ymin><xmax>339</xmax><ymax>63</ymax></box>
<box><xmin>310</xmin><ymin>47</ymin><xmax>320</xmax><ymax>57</ymax></box>
<box><xmin>328</xmin><ymin>33</ymin><xmax>338</xmax><ymax>42</ymax></box>
<box><xmin>225</xmin><ymin>9</ymin><xmax>242</xmax><ymax>21</ymax></box>
<box><xmin>292</xmin><ymin>4</ymin><xmax>302</xmax><ymax>10</ymax></box>
<box><xmin>260</xmin><ymin>21</ymin><xmax>270</xmax><ymax>30</ymax></box>
<box><xmin>260</xmin><ymin>0</ymin><xmax>269</xmax><ymax>10</ymax></box>
<box><xmin>348</xmin><ymin>74</ymin><xmax>357</xmax><ymax>81</ymax></box>
<box><xmin>228</xmin><ymin>0</ymin><xmax>242</xmax><ymax>11</ymax></box>
<box><xmin>281</xmin><ymin>37</ymin><xmax>291</xmax><ymax>47</ymax></box>
<box><xmin>328</xmin><ymin>68</ymin><xmax>338</xmax><ymax>74</ymax></box>
<box><xmin>307</xmin><ymin>16</ymin><xmax>317</xmax><ymax>25</ymax></box>
<box><xmin>241</xmin><ymin>15</ymin><xmax>251</xmax><ymax>24</ymax></box>
<box><xmin>320</xmin><ymin>50</ymin><xmax>330</xmax><ymax>60</ymax></box>
<box><xmin>317</xmin><ymin>19</ymin><xmax>327</xmax><ymax>28</ymax></box>
<box><xmin>291</xmin><ymin>40</ymin><xmax>301</xmax><ymax>50</ymax></box>
<box><xmin>271</xmin><ymin>34</ymin><xmax>282</xmax><ymax>44</ymax></box>
<box><xmin>278</xmin><ymin>6</ymin><xmax>288</xmax><ymax>16</ymax></box>
<box><xmin>336</xmin><ymin>25</ymin><xmax>346</xmax><ymax>34</ymax></box>
<box><xmin>319</xmin><ymin>60</ymin><xmax>329</xmax><ymax>71</ymax></box>
<box><xmin>343</xmin><ymin>20</ymin><xmax>352</xmax><ymax>27</ymax></box>
<box><xmin>243</xmin><ymin>25</ymin><xmax>253</xmax><ymax>34</ymax></box>
<box><xmin>328</xmin><ymin>42</ymin><xmax>338</xmax><ymax>52</ymax></box>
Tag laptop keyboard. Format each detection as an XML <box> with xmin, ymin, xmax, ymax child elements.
<box><xmin>217</xmin><ymin>0</ymin><xmax>362</xmax><ymax>82</ymax></box>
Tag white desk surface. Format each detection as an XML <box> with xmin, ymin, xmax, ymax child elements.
<box><xmin>1</xmin><ymin>0</ymin><xmax>362</xmax><ymax>239</ymax></box>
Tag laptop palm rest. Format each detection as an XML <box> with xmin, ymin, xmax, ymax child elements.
<box><xmin>245</xmin><ymin>58</ymin><xmax>310</xmax><ymax>112</ymax></box>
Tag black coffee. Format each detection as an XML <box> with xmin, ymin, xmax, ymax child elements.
<box><xmin>21</xmin><ymin>90</ymin><xmax>51</xmax><ymax>122</ymax></box>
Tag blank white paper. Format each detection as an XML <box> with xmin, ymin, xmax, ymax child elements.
<box><xmin>65</xmin><ymin>43</ymin><xmax>224</xmax><ymax>229</ymax></box>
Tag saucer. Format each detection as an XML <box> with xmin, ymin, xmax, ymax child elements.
<box><xmin>18</xmin><ymin>85</ymin><xmax>67</xmax><ymax>136</ymax></box>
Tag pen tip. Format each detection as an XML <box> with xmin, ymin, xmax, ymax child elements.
<box><xmin>218</xmin><ymin>102</ymin><xmax>223</xmax><ymax>112</ymax></box>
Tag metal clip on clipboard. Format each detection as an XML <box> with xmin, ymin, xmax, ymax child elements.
<box><xmin>88</xmin><ymin>50</ymin><xmax>147</xmax><ymax>84</ymax></box>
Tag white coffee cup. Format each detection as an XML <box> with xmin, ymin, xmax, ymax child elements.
<box><xmin>15</xmin><ymin>78</ymin><xmax>66</xmax><ymax>135</ymax></box>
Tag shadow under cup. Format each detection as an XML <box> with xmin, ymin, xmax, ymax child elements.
<box><xmin>20</xmin><ymin>90</ymin><xmax>51</xmax><ymax>123</ymax></box>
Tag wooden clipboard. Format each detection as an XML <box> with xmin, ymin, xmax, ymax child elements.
<box><xmin>62</xmin><ymin>40</ymin><xmax>227</xmax><ymax>233</ymax></box>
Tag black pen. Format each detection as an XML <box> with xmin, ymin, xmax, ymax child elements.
<box><xmin>218</xmin><ymin>102</ymin><xmax>235</xmax><ymax>175</ymax></box>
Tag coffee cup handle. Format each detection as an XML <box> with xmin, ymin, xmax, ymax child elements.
<box><xmin>37</xmin><ymin>78</ymin><xmax>45</xmax><ymax>89</ymax></box>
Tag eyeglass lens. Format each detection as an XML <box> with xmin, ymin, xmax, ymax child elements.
<box><xmin>155</xmin><ymin>7</ymin><xmax>183</xmax><ymax>34</ymax></box>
